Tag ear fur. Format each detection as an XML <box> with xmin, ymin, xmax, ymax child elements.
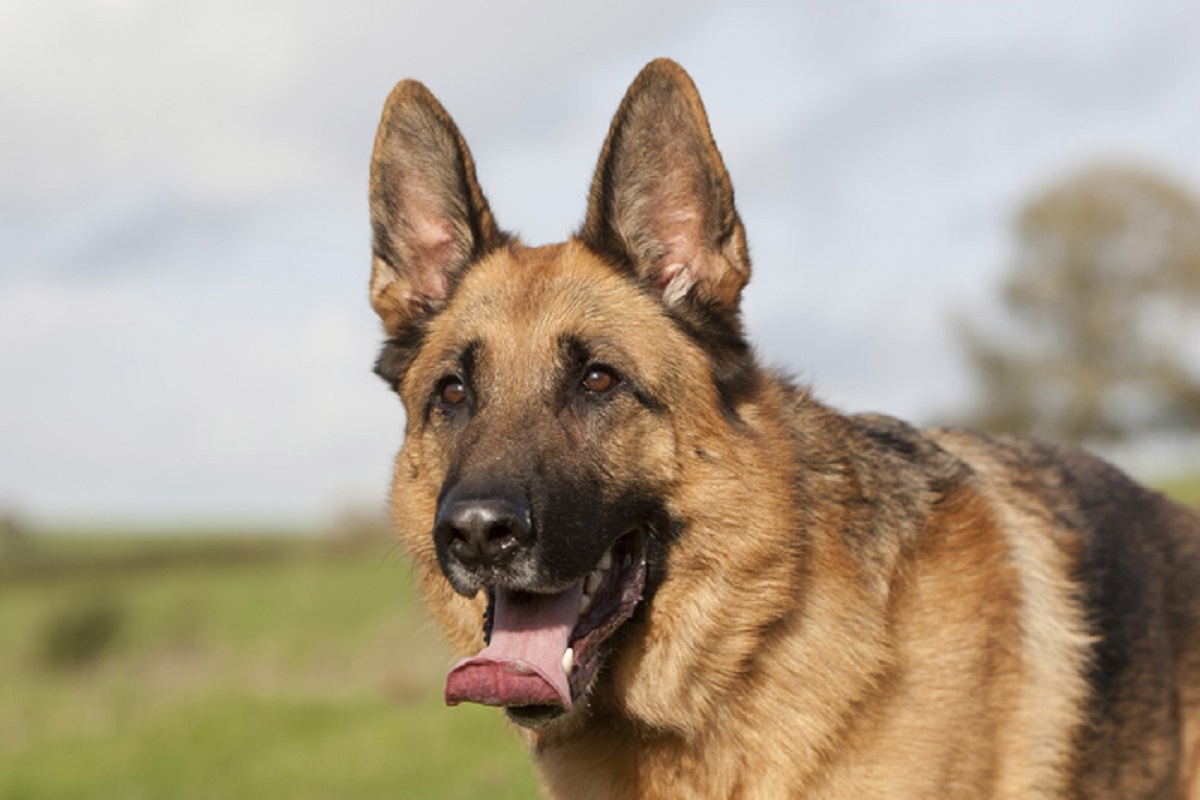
<box><xmin>369</xmin><ymin>80</ymin><xmax>507</xmax><ymax>337</ymax></box>
<box><xmin>579</xmin><ymin>59</ymin><xmax>750</xmax><ymax>318</ymax></box>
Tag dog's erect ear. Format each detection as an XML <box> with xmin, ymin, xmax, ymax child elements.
<box><xmin>369</xmin><ymin>80</ymin><xmax>506</xmax><ymax>336</ymax></box>
<box><xmin>579</xmin><ymin>59</ymin><xmax>750</xmax><ymax>317</ymax></box>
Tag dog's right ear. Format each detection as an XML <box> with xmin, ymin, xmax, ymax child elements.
<box><xmin>369</xmin><ymin>80</ymin><xmax>506</xmax><ymax>337</ymax></box>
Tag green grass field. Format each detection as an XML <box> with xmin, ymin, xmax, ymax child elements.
<box><xmin>0</xmin><ymin>531</ymin><xmax>538</xmax><ymax>799</ymax></box>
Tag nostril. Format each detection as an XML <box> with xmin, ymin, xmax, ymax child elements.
<box><xmin>446</xmin><ymin>528</ymin><xmax>470</xmax><ymax>551</ymax></box>
<box><xmin>487</xmin><ymin>522</ymin><xmax>515</xmax><ymax>543</ymax></box>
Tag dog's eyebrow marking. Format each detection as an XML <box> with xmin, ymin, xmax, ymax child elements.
<box><xmin>430</xmin><ymin>338</ymin><xmax>482</xmax><ymax>380</ymax></box>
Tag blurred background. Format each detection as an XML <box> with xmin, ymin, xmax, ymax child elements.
<box><xmin>3</xmin><ymin>1</ymin><xmax>1199</xmax><ymax>797</ymax></box>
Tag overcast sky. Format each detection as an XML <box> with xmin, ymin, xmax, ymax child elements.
<box><xmin>3</xmin><ymin>0</ymin><xmax>1199</xmax><ymax>523</ymax></box>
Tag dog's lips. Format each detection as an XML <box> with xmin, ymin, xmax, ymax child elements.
<box><xmin>443</xmin><ymin>531</ymin><xmax>647</xmax><ymax>720</ymax></box>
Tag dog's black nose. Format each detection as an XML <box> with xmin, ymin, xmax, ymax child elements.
<box><xmin>434</xmin><ymin>493</ymin><xmax>532</xmax><ymax>569</ymax></box>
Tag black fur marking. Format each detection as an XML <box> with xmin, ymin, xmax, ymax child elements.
<box><xmin>1063</xmin><ymin>454</ymin><xmax>1179</xmax><ymax>786</ymax></box>
<box><xmin>559</xmin><ymin>336</ymin><xmax>592</xmax><ymax>388</ymax></box>
<box><xmin>639</xmin><ymin>508</ymin><xmax>682</xmax><ymax>608</ymax></box>
<box><xmin>664</xmin><ymin>300</ymin><xmax>759</xmax><ymax>423</ymax></box>
<box><xmin>374</xmin><ymin>319</ymin><xmax>430</xmax><ymax>389</ymax></box>
<box><xmin>854</xmin><ymin>415</ymin><xmax>969</xmax><ymax>496</ymax></box>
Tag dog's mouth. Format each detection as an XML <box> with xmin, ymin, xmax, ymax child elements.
<box><xmin>443</xmin><ymin>530</ymin><xmax>647</xmax><ymax>727</ymax></box>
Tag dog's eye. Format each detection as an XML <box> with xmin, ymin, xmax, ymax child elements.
<box><xmin>582</xmin><ymin>365</ymin><xmax>619</xmax><ymax>394</ymax></box>
<box><xmin>437</xmin><ymin>375</ymin><xmax>468</xmax><ymax>406</ymax></box>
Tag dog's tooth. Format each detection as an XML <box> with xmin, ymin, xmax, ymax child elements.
<box><xmin>579</xmin><ymin>593</ymin><xmax>592</xmax><ymax>614</ymax></box>
<box><xmin>597</xmin><ymin>551</ymin><xmax>613</xmax><ymax>572</ymax></box>
<box><xmin>562</xmin><ymin>647</ymin><xmax>574</xmax><ymax>676</ymax></box>
<box><xmin>585</xmin><ymin>570</ymin><xmax>603</xmax><ymax>595</ymax></box>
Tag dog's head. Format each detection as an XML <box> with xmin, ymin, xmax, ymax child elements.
<box><xmin>369</xmin><ymin>60</ymin><xmax>788</xmax><ymax>732</ymax></box>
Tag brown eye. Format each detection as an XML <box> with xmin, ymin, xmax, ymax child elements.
<box><xmin>438</xmin><ymin>376</ymin><xmax>467</xmax><ymax>406</ymax></box>
<box><xmin>582</xmin><ymin>365</ymin><xmax>619</xmax><ymax>394</ymax></box>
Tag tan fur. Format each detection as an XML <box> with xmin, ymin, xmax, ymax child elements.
<box><xmin>367</xmin><ymin>59</ymin><xmax>1200</xmax><ymax>799</ymax></box>
<box><xmin>930</xmin><ymin>430</ymin><xmax>1098</xmax><ymax>796</ymax></box>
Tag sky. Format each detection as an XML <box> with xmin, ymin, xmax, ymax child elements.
<box><xmin>3</xmin><ymin>1</ymin><xmax>1199</xmax><ymax>523</ymax></box>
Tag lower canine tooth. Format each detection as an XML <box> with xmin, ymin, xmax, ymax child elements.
<box><xmin>562</xmin><ymin>647</ymin><xmax>574</xmax><ymax>675</ymax></box>
<box><xmin>579</xmin><ymin>594</ymin><xmax>592</xmax><ymax>613</ymax></box>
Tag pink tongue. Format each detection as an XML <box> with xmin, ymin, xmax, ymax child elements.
<box><xmin>445</xmin><ymin>583</ymin><xmax>582</xmax><ymax>711</ymax></box>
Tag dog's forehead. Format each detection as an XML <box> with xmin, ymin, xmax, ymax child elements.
<box><xmin>436</xmin><ymin>241</ymin><xmax>667</xmax><ymax>354</ymax></box>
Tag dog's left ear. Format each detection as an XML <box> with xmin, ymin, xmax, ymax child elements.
<box><xmin>579</xmin><ymin>59</ymin><xmax>750</xmax><ymax>318</ymax></box>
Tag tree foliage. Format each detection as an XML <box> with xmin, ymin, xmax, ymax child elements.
<box><xmin>960</xmin><ymin>163</ymin><xmax>1200</xmax><ymax>443</ymax></box>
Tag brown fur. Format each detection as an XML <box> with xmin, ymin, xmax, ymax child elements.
<box><xmin>367</xmin><ymin>59</ymin><xmax>1200</xmax><ymax>798</ymax></box>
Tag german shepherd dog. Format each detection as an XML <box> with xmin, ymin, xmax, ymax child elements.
<box><xmin>367</xmin><ymin>59</ymin><xmax>1200</xmax><ymax>798</ymax></box>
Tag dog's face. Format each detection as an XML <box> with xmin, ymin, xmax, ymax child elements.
<box><xmin>393</xmin><ymin>245</ymin><xmax>682</xmax><ymax>599</ymax></box>
<box><xmin>369</xmin><ymin>60</ymin><xmax>791</xmax><ymax>732</ymax></box>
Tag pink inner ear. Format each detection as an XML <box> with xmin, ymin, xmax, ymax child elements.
<box><xmin>370</xmin><ymin>205</ymin><xmax>459</xmax><ymax>330</ymax></box>
<box><xmin>650</xmin><ymin>213</ymin><xmax>703</xmax><ymax>303</ymax></box>
<box><xmin>655</xmin><ymin>261</ymin><xmax>686</xmax><ymax>291</ymax></box>
<box><xmin>655</xmin><ymin>260</ymin><xmax>695</xmax><ymax>306</ymax></box>
<box><xmin>405</xmin><ymin>204</ymin><xmax>462</xmax><ymax>303</ymax></box>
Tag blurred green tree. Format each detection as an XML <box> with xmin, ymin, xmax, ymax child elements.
<box><xmin>960</xmin><ymin>163</ymin><xmax>1200</xmax><ymax>443</ymax></box>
